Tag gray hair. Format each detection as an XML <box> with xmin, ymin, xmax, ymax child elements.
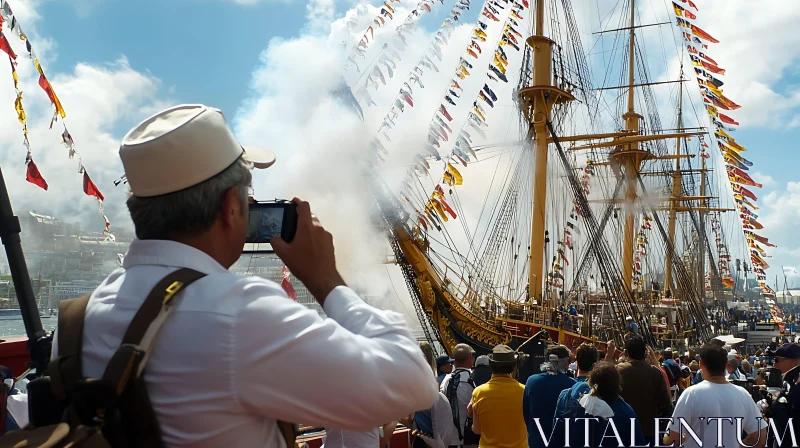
<box><xmin>127</xmin><ymin>157</ymin><xmax>252</xmax><ymax>240</ymax></box>
<box><xmin>540</xmin><ymin>357</ymin><xmax>570</xmax><ymax>375</ymax></box>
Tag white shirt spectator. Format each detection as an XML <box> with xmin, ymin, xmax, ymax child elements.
<box><xmin>52</xmin><ymin>239</ymin><xmax>438</xmax><ymax>447</ymax></box>
<box><xmin>416</xmin><ymin>392</ymin><xmax>459</xmax><ymax>448</ymax></box>
<box><xmin>668</xmin><ymin>381</ymin><xmax>766</xmax><ymax>448</ymax></box>
<box><xmin>323</xmin><ymin>427</ymin><xmax>379</xmax><ymax>448</ymax></box>
<box><xmin>439</xmin><ymin>368</ymin><xmax>473</xmax><ymax>445</ymax></box>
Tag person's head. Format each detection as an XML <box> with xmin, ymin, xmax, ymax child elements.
<box><xmin>774</xmin><ymin>343</ymin><xmax>800</xmax><ymax>373</ymax></box>
<box><xmin>742</xmin><ymin>359</ymin><xmax>752</xmax><ymax>373</ymax></box>
<box><xmin>624</xmin><ymin>335</ymin><xmax>646</xmax><ymax>361</ymax></box>
<box><xmin>726</xmin><ymin>359</ymin><xmax>738</xmax><ymax>373</ymax></box>
<box><xmin>436</xmin><ymin>355</ymin><xmax>454</xmax><ymax>374</ymax></box>
<box><xmin>419</xmin><ymin>342</ymin><xmax>436</xmax><ymax>375</ymax></box>
<box><xmin>121</xmin><ymin>105</ymin><xmax>275</xmax><ymax>268</ymax></box>
<box><xmin>689</xmin><ymin>360</ymin><xmax>699</xmax><ymax>373</ymax></box>
<box><xmin>488</xmin><ymin>345</ymin><xmax>519</xmax><ymax>375</ymax></box>
<box><xmin>453</xmin><ymin>343</ymin><xmax>475</xmax><ymax>368</ymax></box>
<box><xmin>698</xmin><ymin>343</ymin><xmax>728</xmax><ymax>377</ymax></box>
<box><xmin>576</xmin><ymin>343</ymin><xmax>598</xmax><ymax>376</ymax></box>
<box><xmin>540</xmin><ymin>345</ymin><xmax>570</xmax><ymax>374</ymax></box>
<box><xmin>475</xmin><ymin>355</ymin><xmax>490</xmax><ymax>368</ymax></box>
<box><xmin>588</xmin><ymin>362</ymin><xmax>622</xmax><ymax>402</ymax></box>
<box><xmin>663</xmin><ymin>348</ymin><xmax>674</xmax><ymax>360</ymax></box>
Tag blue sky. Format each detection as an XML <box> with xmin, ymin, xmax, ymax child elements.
<box><xmin>6</xmin><ymin>0</ymin><xmax>800</xmax><ymax>292</ymax></box>
<box><xmin>37</xmin><ymin>0</ymin><xmax>307</xmax><ymax>119</ymax></box>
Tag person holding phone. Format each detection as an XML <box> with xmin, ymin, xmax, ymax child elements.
<box><xmin>50</xmin><ymin>104</ymin><xmax>439</xmax><ymax>447</ymax></box>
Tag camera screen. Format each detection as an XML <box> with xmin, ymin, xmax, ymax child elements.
<box><xmin>247</xmin><ymin>206</ymin><xmax>284</xmax><ymax>243</ymax></box>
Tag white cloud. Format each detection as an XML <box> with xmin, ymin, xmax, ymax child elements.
<box><xmin>752</xmin><ymin>172</ymin><xmax>776</xmax><ymax>188</ymax></box>
<box><xmin>0</xmin><ymin>5</ymin><xmax>171</xmax><ymax>235</ymax></box>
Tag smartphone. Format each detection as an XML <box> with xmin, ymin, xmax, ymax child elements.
<box><xmin>246</xmin><ymin>201</ymin><xmax>298</xmax><ymax>244</ymax></box>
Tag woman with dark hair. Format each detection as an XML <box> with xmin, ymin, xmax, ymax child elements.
<box><xmin>578</xmin><ymin>362</ymin><xmax>646</xmax><ymax>447</ymax></box>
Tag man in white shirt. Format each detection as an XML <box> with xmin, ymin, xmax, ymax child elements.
<box><xmin>50</xmin><ymin>104</ymin><xmax>439</xmax><ymax>447</ymax></box>
<box><xmin>440</xmin><ymin>344</ymin><xmax>476</xmax><ymax>447</ymax></box>
<box><xmin>664</xmin><ymin>343</ymin><xmax>767</xmax><ymax>448</ymax></box>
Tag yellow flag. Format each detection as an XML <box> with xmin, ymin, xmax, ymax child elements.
<box><xmin>447</xmin><ymin>163</ymin><xmax>463</xmax><ymax>185</ymax></box>
<box><xmin>429</xmin><ymin>200</ymin><xmax>449</xmax><ymax>222</ymax></box>
<box><xmin>727</xmin><ymin>139</ymin><xmax>746</xmax><ymax>152</ymax></box>
<box><xmin>14</xmin><ymin>92</ymin><xmax>25</xmax><ymax>125</ymax></box>
<box><xmin>716</xmin><ymin>128</ymin><xmax>733</xmax><ymax>141</ymax></box>
<box><xmin>10</xmin><ymin>63</ymin><xmax>17</xmax><ymax>90</ymax></box>
<box><xmin>443</xmin><ymin>171</ymin><xmax>456</xmax><ymax>187</ymax></box>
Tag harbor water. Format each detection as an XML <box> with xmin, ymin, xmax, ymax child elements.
<box><xmin>0</xmin><ymin>318</ymin><xmax>58</xmax><ymax>338</ymax></box>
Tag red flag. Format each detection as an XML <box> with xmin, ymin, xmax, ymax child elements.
<box><xmin>439</xmin><ymin>104</ymin><xmax>453</xmax><ymax>121</ymax></box>
<box><xmin>683</xmin><ymin>0</ymin><xmax>698</xmax><ymax>10</ymax></box>
<box><xmin>701</xmin><ymin>61</ymin><xmax>725</xmax><ymax>74</ymax></box>
<box><xmin>26</xmin><ymin>160</ymin><xmax>47</xmax><ymax>190</ymax></box>
<box><xmin>281</xmin><ymin>266</ymin><xmax>297</xmax><ymax>300</ymax></box>
<box><xmin>683</xmin><ymin>9</ymin><xmax>696</xmax><ymax>19</ymax></box>
<box><xmin>83</xmin><ymin>171</ymin><xmax>104</xmax><ymax>201</ymax></box>
<box><xmin>719</xmin><ymin>113</ymin><xmax>739</xmax><ymax>126</ymax></box>
<box><xmin>699</xmin><ymin>52</ymin><xmax>718</xmax><ymax>66</ymax></box>
<box><xmin>0</xmin><ymin>33</ymin><xmax>16</xmax><ymax>60</ymax></box>
<box><xmin>691</xmin><ymin>25</ymin><xmax>719</xmax><ymax>44</ymax></box>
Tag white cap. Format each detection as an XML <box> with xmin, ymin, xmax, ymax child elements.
<box><xmin>120</xmin><ymin>104</ymin><xmax>275</xmax><ymax>197</ymax></box>
<box><xmin>625</xmin><ymin>316</ymin><xmax>632</xmax><ymax>321</ymax></box>
<box><xmin>475</xmin><ymin>355</ymin><xmax>489</xmax><ymax>366</ymax></box>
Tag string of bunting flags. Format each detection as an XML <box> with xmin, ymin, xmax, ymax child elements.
<box><xmin>366</xmin><ymin>0</ymin><xmax>470</xmax><ymax>156</ymax></box>
<box><xmin>546</xmin><ymin>162</ymin><xmax>596</xmax><ymax>290</ymax></box>
<box><xmin>673</xmin><ymin>0</ymin><xmax>775</xmax><ymax>296</ymax></box>
<box><xmin>348</xmin><ymin>0</ymin><xmax>451</xmax><ymax>107</ymax></box>
<box><xmin>0</xmin><ymin>0</ymin><xmax>110</xmax><ymax>238</ymax></box>
<box><xmin>399</xmin><ymin>0</ymin><xmax>529</xmax><ymax>232</ymax></box>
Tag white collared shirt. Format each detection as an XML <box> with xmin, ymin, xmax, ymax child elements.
<box><xmin>52</xmin><ymin>239</ymin><xmax>438</xmax><ymax>447</ymax></box>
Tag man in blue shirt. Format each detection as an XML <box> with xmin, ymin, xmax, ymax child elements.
<box><xmin>524</xmin><ymin>344</ymin><xmax>575</xmax><ymax>448</ymax></box>
<box><xmin>436</xmin><ymin>355</ymin><xmax>454</xmax><ymax>385</ymax></box>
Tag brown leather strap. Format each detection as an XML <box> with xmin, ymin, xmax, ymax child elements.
<box><xmin>48</xmin><ymin>295</ymin><xmax>91</xmax><ymax>400</ymax></box>
<box><xmin>121</xmin><ymin>268</ymin><xmax>206</xmax><ymax>346</ymax></box>
<box><xmin>102</xmin><ymin>268</ymin><xmax>206</xmax><ymax>391</ymax></box>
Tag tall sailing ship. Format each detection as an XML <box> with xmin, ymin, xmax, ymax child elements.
<box><xmin>344</xmin><ymin>0</ymin><xmax>780</xmax><ymax>355</ymax></box>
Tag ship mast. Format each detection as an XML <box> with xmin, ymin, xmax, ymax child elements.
<box><xmin>697</xmin><ymin>155</ymin><xmax>707</xmax><ymax>299</ymax></box>
<box><xmin>524</xmin><ymin>0</ymin><xmax>575</xmax><ymax>302</ymax></box>
<box><xmin>663</xmin><ymin>70</ymin><xmax>685</xmax><ymax>296</ymax></box>
<box><xmin>611</xmin><ymin>0</ymin><xmax>646</xmax><ymax>294</ymax></box>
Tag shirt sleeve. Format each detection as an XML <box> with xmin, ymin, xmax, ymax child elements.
<box><xmin>232</xmin><ymin>280</ymin><xmax>438</xmax><ymax>430</ymax></box>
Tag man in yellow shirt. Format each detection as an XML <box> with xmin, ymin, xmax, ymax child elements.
<box><xmin>467</xmin><ymin>345</ymin><xmax>526</xmax><ymax>448</ymax></box>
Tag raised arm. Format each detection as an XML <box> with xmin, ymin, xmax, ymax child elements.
<box><xmin>233</xmin><ymin>279</ymin><xmax>438</xmax><ymax>430</ymax></box>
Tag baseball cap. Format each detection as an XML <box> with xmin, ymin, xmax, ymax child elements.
<box><xmin>475</xmin><ymin>355</ymin><xmax>490</xmax><ymax>366</ymax></box>
<box><xmin>436</xmin><ymin>354</ymin><xmax>454</xmax><ymax>367</ymax></box>
<box><xmin>775</xmin><ymin>344</ymin><xmax>800</xmax><ymax>359</ymax></box>
<box><xmin>453</xmin><ymin>343</ymin><xmax>475</xmax><ymax>362</ymax></box>
<box><xmin>120</xmin><ymin>104</ymin><xmax>276</xmax><ymax>198</ymax></box>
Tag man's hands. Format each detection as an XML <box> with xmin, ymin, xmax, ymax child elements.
<box><xmin>271</xmin><ymin>198</ymin><xmax>345</xmax><ymax>305</ymax></box>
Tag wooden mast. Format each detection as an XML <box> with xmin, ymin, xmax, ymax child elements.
<box><xmin>609</xmin><ymin>0</ymin><xmax>647</xmax><ymax>294</ymax></box>
<box><xmin>663</xmin><ymin>69</ymin><xmax>684</xmax><ymax>296</ymax></box>
<box><xmin>521</xmin><ymin>0</ymin><xmax>574</xmax><ymax>302</ymax></box>
<box><xmin>698</xmin><ymin>155</ymin><xmax>707</xmax><ymax>299</ymax></box>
